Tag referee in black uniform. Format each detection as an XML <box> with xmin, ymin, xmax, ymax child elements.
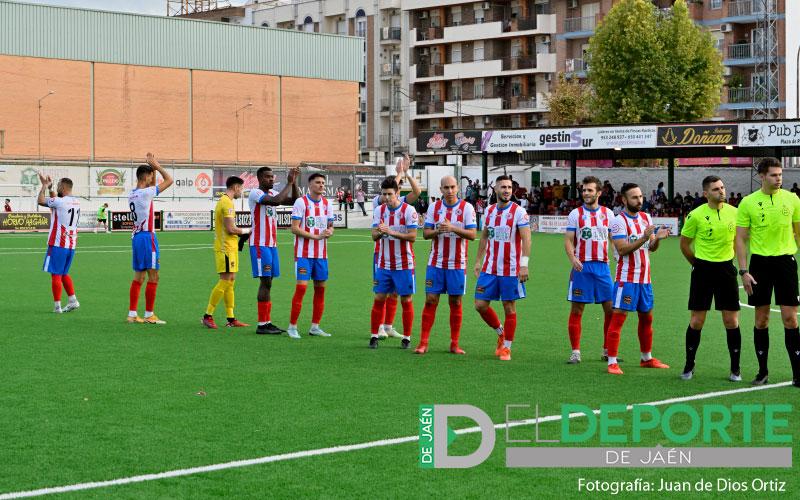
<box><xmin>735</xmin><ymin>158</ymin><xmax>800</xmax><ymax>387</ymax></box>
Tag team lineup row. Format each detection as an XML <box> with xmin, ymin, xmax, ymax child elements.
<box><xmin>34</xmin><ymin>156</ymin><xmax>800</xmax><ymax>386</ymax></box>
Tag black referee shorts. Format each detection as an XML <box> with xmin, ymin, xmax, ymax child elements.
<box><xmin>688</xmin><ymin>259</ymin><xmax>740</xmax><ymax>311</ymax></box>
<box><xmin>748</xmin><ymin>254</ymin><xmax>800</xmax><ymax>307</ymax></box>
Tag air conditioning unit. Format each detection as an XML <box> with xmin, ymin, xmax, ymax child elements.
<box><xmin>720</xmin><ymin>23</ymin><xmax>733</xmax><ymax>33</ymax></box>
<box><xmin>568</xmin><ymin>0</ymin><xmax>579</xmax><ymax>9</ymax></box>
<box><xmin>543</xmin><ymin>73</ymin><xmax>552</xmax><ymax>82</ymax></box>
<box><xmin>723</xmin><ymin>67</ymin><xmax>732</xmax><ymax>76</ymax></box>
<box><xmin>420</xmin><ymin>48</ymin><xmax>430</xmax><ymax>56</ymax></box>
<box><xmin>481</xmin><ymin>2</ymin><xmax>491</xmax><ymax>10</ymax></box>
<box><xmin>382</xmin><ymin>63</ymin><xmax>391</xmax><ymax>73</ymax></box>
<box><xmin>382</xmin><ymin>27</ymin><xmax>389</xmax><ymax>38</ymax></box>
<box><xmin>420</xmin><ymin>11</ymin><xmax>428</xmax><ymax>19</ymax></box>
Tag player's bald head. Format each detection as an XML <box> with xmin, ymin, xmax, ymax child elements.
<box><xmin>440</xmin><ymin>175</ymin><xmax>457</xmax><ymax>188</ymax></box>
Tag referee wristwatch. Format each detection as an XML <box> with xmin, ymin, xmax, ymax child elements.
<box><xmin>738</xmin><ymin>269</ymin><xmax>749</xmax><ymax>276</ymax></box>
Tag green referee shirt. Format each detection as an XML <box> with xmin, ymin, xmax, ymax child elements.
<box><xmin>97</xmin><ymin>206</ymin><xmax>107</xmax><ymax>220</ymax></box>
<box><xmin>735</xmin><ymin>188</ymin><xmax>800</xmax><ymax>256</ymax></box>
<box><xmin>681</xmin><ymin>203</ymin><xmax>737</xmax><ymax>262</ymax></box>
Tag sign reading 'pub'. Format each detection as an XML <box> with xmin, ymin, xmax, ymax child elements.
<box><xmin>656</xmin><ymin>125</ymin><xmax>738</xmax><ymax>147</ymax></box>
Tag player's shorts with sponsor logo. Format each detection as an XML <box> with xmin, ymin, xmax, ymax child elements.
<box><xmin>475</xmin><ymin>272</ymin><xmax>526</xmax><ymax>302</ymax></box>
<box><xmin>374</xmin><ymin>268</ymin><xmax>416</xmax><ymax>295</ymax></box>
<box><xmin>425</xmin><ymin>266</ymin><xmax>467</xmax><ymax>296</ymax></box>
<box><xmin>249</xmin><ymin>246</ymin><xmax>280</xmax><ymax>278</ymax></box>
<box><xmin>688</xmin><ymin>258</ymin><xmax>740</xmax><ymax>311</ymax></box>
<box><xmin>613</xmin><ymin>282</ymin><xmax>653</xmax><ymax>313</ymax></box>
<box><xmin>567</xmin><ymin>261</ymin><xmax>613</xmax><ymax>304</ymax></box>
<box><xmin>42</xmin><ymin>245</ymin><xmax>75</xmax><ymax>275</ymax></box>
<box><xmin>132</xmin><ymin>231</ymin><xmax>159</xmax><ymax>272</ymax></box>
<box><xmin>295</xmin><ymin>257</ymin><xmax>329</xmax><ymax>281</ymax></box>
<box><xmin>215</xmin><ymin>249</ymin><xmax>239</xmax><ymax>274</ymax></box>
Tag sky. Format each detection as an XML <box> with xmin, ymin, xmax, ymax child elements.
<box><xmin>18</xmin><ymin>0</ymin><xmax>243</xmax><ymax>16</ymax></box>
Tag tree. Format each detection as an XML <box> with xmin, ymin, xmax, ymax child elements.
<box><xmin>546</xmin><ymin>73</ymin><xmax>594</xmax><ymax>126</ymax></box>
<box><xmin>587</xmin><ymin>0</ymin><xmax>723</xmax><ymax>123</ymax></box>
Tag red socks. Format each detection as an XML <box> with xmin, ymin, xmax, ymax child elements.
<box><xmin>401</xmin><ymin>300</ymin><xmax>414</xmax><ymax>338</ymax></box>
<box><xmin>257</xmin><ymin>301</ymin><xmax>271</xmax><ymax>324</ymax></box>
<box><xmin>638</xmin><ymin>314</ymin><xmax>654</xmax><ymax>353</ymax></box>
<box><xmin>603</xmin><ymin>312</ymin><xmax>612</xmax><ymax>350</ymax></box>
<box><xmin>384</xmin><ymin>295</ymin><xmax>398</xmax><ymax>326</ymax></box>
<box><xmin>129</xmin><ymin>280</ymin><xmax>142</xmax><ymax>311</ymax></box>
<box><xmin>62</xmin><ymin>275</ymin><xmax>75</xmax><ymax>296</ymax></box>
<box><xmin>51</xmin><ymin>275</ymin><xmax>63</xmax><ymax>301</ymax></box>
<box><xmin>419</xmin><ymin>302</ymin><xmax>438</xmax><ymax>345</ymax></box>
<box><xmin>568</xmin><ymin>312</ymin><xmax>582</xmax><ymax>350</ymax></box>
<box><xmin>504</xmin><ymin>313</ymin><xmax>517</xmax><ymax>342</ymax></box>
<box><xmin>289</xmin><ymin>284</ymin><xmax>307</xmax><ymax>324</ymax></box>
<box><xmin>145</xmin><ymin>282</ymin><xmax>158</xmax><ymax>313</ymax></box>
<box><xmin>478</xmin><ymin>307</ymin><xmax>502</xmax><ymax>330</ymax></box>
<box><xmin>312</xmin><ymin>286</ymin><xmax>325</xmax><ymax>324</ymax></box>
<box><xmin>606</xmin><ymin>312</ymin><xmax>628</xmax><ymax>357</ymax></box>
<box><xmin>449</xmin><ymin>303</ymin><xmax>463</xmax><ymax>343</ymax></box>
<box><xmin>371</xmin><ymin>298</ymin><xmax>386</xmax><ymax>335</ymax></box>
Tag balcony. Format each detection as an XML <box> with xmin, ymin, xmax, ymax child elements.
<box><xmin>416</xmin><ymin>64</ymin><xmax>444</xmax><ymax>78</ymax></box>
<box><xmin>417</xmin><ymin>101</ymin><xmax>445</xmax><ymax>115</ymax></box>
<box><xmin>502</xmin><ymin>56</ymin><xmax>537</xmax><ymax>71</ymax></box>
<box><xmin>720</xmin><ymin>86</ymin><xmax>781</xmax><ymax>110</ymax></box>
<box><xmin>565</xmin><ymin>58</ymin><xmax>588</xmax><ymax>77</ymax></box>
<box><xmin>563</xmin><ymin>15</ymin><xmax>597</xmax><ymax>37</ymax></box>
<box><xmin>380</xmin><ymin>98</ymin><xmax>402</xmax><ymax>112</ymax></box>
<box><xmin>411</xmin><ymin>53</ymin><xmax>555</xmax><ymax>83</ymax></box>
<box><xmin>727</xmin><ymin>0</ymin><xmax>777</xmax><ymax>20</ymax></box>
<box><xmin>380</xmin><ymin>64</ymin><xmax>401</xmax><ymax>78</ymax></box>
<box><xmin>416</xmin><ymin>26</ymin><xmax>444</xmax><ymax>41</ymax></box>
<box><xmin>380</xmin><ymin>27</ymin><xmax>402</xmax><ymax>42</ymax></box>
<box><xmin>503</xmin><ymin>96</ymin><xmax>538</xmax><ymax>110</ymax></box>
<box><xmin>379</xmin><ymin>135</ymin><xmax>404</xmax><ymax>149</ymax></box>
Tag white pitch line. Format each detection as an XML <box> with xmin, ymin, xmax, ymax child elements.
<box><xmin>0</xmin><ymin>241</ymin><xmax>374</xmax><ymax>255</ymax></box>
<box><xmin>0</xmin><ymin>381</ymin><xmax>793</xmax><ymax>499</ymax></box>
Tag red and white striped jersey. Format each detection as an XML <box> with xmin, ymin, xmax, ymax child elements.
<box><xmin>611</xmin><ymin>211</ymin><xmax>654</xmax><ymax>284</ymax></box>
<box><xmin>373</xmin><ymin>202</ymin><xmax>419</xmax><ymax>270</ymax></box>
<box><xmin>45</xmin><ymin>196</ymin><xmax>80</xmax><ymax>249</ymax></box>
<box><xmin>566</xmin><ymin>205</ymin><xmax>613</xmax><ymax>263</ymax></box>
<box><xmin>292</xmin><ymin>195</ymin><xmax>334</xmax><ymax>259</ymax></box>
<box><xmin>372</xmin><ymin>194</ymin><xmax>407</xmax><ymax>255</ymax></box>
<box><xmin>481</xmin><ymin>202</ymin><xmax>530</xmax><ymax>277</ymax></box>
<box><xmin>128</xmin><ymin>186</ymin><xmax>158</xmax><ymax>235</ymax></box>
<box><xmin>424</xmin><ymin>199</ymin><xmax>477</xmax><ymax>270</ymax></box>
<box><xmin>248</xmin><ymin>188</ymin><xmax>279</xmax><ymax>248</ymax></box>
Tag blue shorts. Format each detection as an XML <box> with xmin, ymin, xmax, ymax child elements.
<box><xmin>568</xmin><ymin>261</ymin><xmax>614</xmax><ymax>304</ymax></box>
<box><xmin>475</xmin><ymin>272</ymin><xmax>526</xmax><ymax>302</ymax></box>
<box><xmin>132</xmin><ymin>232</ymin><xmax>159</xmax><ymax>272</ymax></box>
<box><xmin>42</xmin><ymin>246</ymin><xmax>75</xmax><ymax>275</ymax></box>
<box><xmin>250</xmin><ymin>246</ymin><xmax>280</xmax><ymax>278</ymax></box>
<box><xmin>425</xmin><ymin>266</ymin><xmax>467</xmax><ymax>296</ymax></box>
<box><xmin>374</xmin><ymin>268</ymin><xmax>416</xmax><ymax>296</ymax></box>
<box><xmin>613</xmin><ymin>282</ymin><xmax>654</xmax><ymax>313</ymax></box>
<box><xmin>373</xmin><ymin>253</ymin><xmax>378</xmax><ymax>280</ymax></box>
<box><xmin>296</xmin><ymin>257</ymin><xmax>329</xmax><ymax>281</ymax></box>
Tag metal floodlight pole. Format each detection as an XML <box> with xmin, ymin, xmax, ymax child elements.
<box><xmin>37</xmin><ymin>90</ymin><xmax>55</xmax><ymax>159</ymax></box>
<box><xmin>234</xmin><ymin>101</ymin><xmax>253</xmax><ymax>163</ymax></box>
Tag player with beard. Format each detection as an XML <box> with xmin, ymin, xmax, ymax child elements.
<box><xmin>564</xmin><ymin>176</ymin><xmax>615</xmax><ymax>364</ymax></box>
<box><xmin>605</xmin><ymin>183</ymin><xmax>671</xmax><ymax>375</ymax></box>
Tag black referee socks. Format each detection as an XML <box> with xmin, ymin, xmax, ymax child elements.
<box><xmin>726</xmin><ymin>327</ymin><xmax>741</xmax><ymax>374</ymax></box>
<box><xmin>754</xmin><ymin>327</ymin><xmax>770</xmax><ymax>376</ymax></box>
<box><xmin>784</xmin><ymin>327</ymin><xmax>800</xmax><ymax>379</ymax></box>
<box><xmin>685</xmin><ymin>326</ymin><xmax>701</xmax><ymax>369</ymax></box>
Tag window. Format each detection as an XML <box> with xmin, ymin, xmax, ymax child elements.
<box><xmin>431</xmin><ymin>10</ymin><xmax>441</xmax><ymax>27</ymax></box>
<box><xmin>474</xmin><ymin>116</ymin><xmax>484</xmax><ymax>129</ymax></box>
<box><xmin>511</xmin><ymin>78</ymin><xmax>522</xmax><ymax>97</ymax></box>
<box><xmin>452</xmin><ymin>43</ymin><xmax>462</xmax><ymax>64</ymax></box>
<box><xmin>451</xmin><ymin>82</ymin><xmax>462</xmax><ymax>101</ymax></box>
<box><xmin>511</xmin><ymin>115</ymin><xmax>521</xmax><ymax>128</ymax></box>
<box><xmin>711</xmin><ymin>0</ymin><xmax>722</xmax><ymax>9</ymax></box>
<box><xmin>511</xmin><ymin>0</ymin><xmax>520</xmax><ymax>17</ymax></box>
<box><xmin>303</xmin><ymin>16</ymin><xmax>314</xmax><ymax>32</ymax></box>
<box><xmin>474</xmin><ymin>79</ymin><xmax>485</xmax><ymax>99</ymax></box>
<box><xmin>261</xmin><ymin>22</ymin><xmax>269</xmax><ymax>28</ymax></box>
<box><xmin>431</xmin><ymin>87</ymin><xmax>442</xmax><ymax>102</ymax></box>
<box><xmin>474</xmin><ymin>40</ymin><xmax>484</xmax><ymax>61</ymax></box>
<box><xmin>451</xmin><ymin>6</ymin><xmax>462</xmax><ymax>25</ymax></box>
<box><xmin>712</xmin><ymin>30</ymin><xmax>723</xmax><ymax>50</ymax></box>
<box><xmin>511</xmin><ymin>39</ymin><xmax>522</xmax><ymax>58</ymax></box>
<box><xmin>355</xmin><ymin>9</ymin><xmax>367</xmax><ymax>38</ymax></box>
<box><xmin>475</xmin><ymin>10</ymin><xmax>485</xmax><ymax>23</ymax></box>
<box><xmin>337</xmin><ymin>20</ymin><xmax>347</xmax><ymax>35</ymax></box>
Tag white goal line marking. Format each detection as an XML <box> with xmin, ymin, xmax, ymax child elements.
<box><xmin>0</xmin><ymin>381</ymin><xmax>792</xmax><ymax>499</ymax></box>
<box><xmin>0</xmin><ymin>241</ymin><xmax>372</xmax><ymax>255</ymax></box>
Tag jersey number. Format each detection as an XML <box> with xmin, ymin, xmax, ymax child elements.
<box><xmin>129</xmin><ymin>202</ymin><xmax>137</xmax><ymax>222</ymax></box>
<box><xmin>67</xmin><ymin>208</ymin><xmax>80</xmax><ymax>226</ymax></box>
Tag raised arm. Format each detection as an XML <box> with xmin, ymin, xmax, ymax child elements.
<box><xmin>147</xmin><ymin>153</ymin><xmax>173</xmax><ymax>193</ymax></box>
<box><xmin>398</xmin><ymin>155</ymin><xmax>421</xmax><ymax>205</ymax></box>
<box><xmin>258</xmin><ymin>167</ymin><xmax>301</xmax><ymax>206</ymax></box>
<box><xmin>37</xmin><ymin>172</ymin><xmax>53</xmax><ymax>207</ymax></box>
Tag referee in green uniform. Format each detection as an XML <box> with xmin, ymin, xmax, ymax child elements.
<box><xmin>679</xmin><ymin>176</ymin><xmax>741</xmax><ymax>381</ymax></box>
<box><xmin>735</xmin><ymin>157</ymin><xmax>800</xmax><ymax>387</ymax></box>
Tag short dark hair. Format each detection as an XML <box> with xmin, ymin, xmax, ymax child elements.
<box><xmin>495</xmin><ymin>175</ymin><xmax>512</xmax><ymax>184</ymax></box>
<box><xmin>226</xmin><ymin>176</ymin><xmax>244</xmax><ymax>189</ymax></box>
<box><xmin>381</xmin><ymin>177</ymin><xmax>399</xmax><ymax>192</ymax></box>
<box><xmin>256</xmin><ymin>166</ymin><xmax>273</xmax><ymax>178</ymax></box>
<box><xmin>620</xmin><ymin>183</ymin><xmax>639</xmax><ymax>196</ymax></box>
<box><xmin>582</xmin><ymin>176</ymin><xmax>601</xmax><ymax>191</ymax></box>
<box><xmin>756</xmin><ymin>157</ymin><xmax>781</xmax><ymax>175</ymax></box>
<box><xmin>702</xmin><ymin>175</ymin><xmax>722</xmax><ymax>190</ymax></box>
<box><xmin>59</xmin><ymin>178</ymin><xmax>73</xmax><ymax>189</ymax></box>
<box><xmin>136</xmin><ymin>164</ymin><xmax>153</xmax><ymax>181</ymax></box>
<box><xmin>308</xmin><ymin>173</ymin><xmax>325</xmax><ymax>182</ymax></box>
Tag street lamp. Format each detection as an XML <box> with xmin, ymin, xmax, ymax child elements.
<box><xmin>37</xmin><ymin>90</ymin><xmax>55</xmax><ymax>159</ymax></box>
<box><xmin>234</xmin><ymin>101</ymin><xmax>253</xmax><ymax>162</ymax></box>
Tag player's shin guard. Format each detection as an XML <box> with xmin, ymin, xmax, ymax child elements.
<box><xmin>449</xmin><ymin>303</ymin><xmax>463</xmax><ymax>344</ymax></box>
<box><xmin>257</xmin><ymin>301</ymin><xmax>271</xmax><ymax>325</ymax></box>
<box><xmin>312</xmin><ymin>286</ymin><xmax>325</xmax><ymax>324</ymax></box>
<box><xmin>606</xmin><ymin>312</ymin><xmax>627</xmax><ymax>358</ymax></box>
<box><xmin>289</xmin><ymin>284</ymin><xmax>307</xmax><ymax>325</ymax></box>
<box><xmin>223</xmin><ymin>281</ymin><xmax>235</xmax><ymax>318</ymax></box>
<box><xmin>145</xmin><ymin>282</ymin><xmax>158</xmax><ymax>314</ymax></box>
<box><xmin>419</xmin><ymin>302</ymin><xmax>437</xmax><ymax>346</ymax></box>
<box><xmin>370</xmin><ymin>298</ymin><xmax>386</xmax><ymax>336</ymax></box>
<box><xmin>637</xmin><ymin>315</ymin><xmax>654</xmax><ymax>355</ymax></box>
<box><xmin>503</xmin><ymin>313</ymin><xmax>517</xmax><ymax>348</ymax></box>
<box><xmin>603</xmin><ymin>312</ymin><xmax>612</xmax><ymax>350</ymax></box>
<box><xmin>754</xmin><ymin>327</ymin><xmax>769</xmax><ymax>375</ymax></box>
<box><xmin>783</xmin><ymin>327</ymin><xmax>800</xmax><ymax>379</ymax></box>
<box><xmin>129</xmin><ymin>280</ymin><xmax>142</xmax><ymax>313</ymax></box>
<box><xmin>62</xmin><ymin>275</ymin><xmax>75</xmax><ymax>297</ymax></box>
<box><xmin>726</xmin><ymin>327</ymin><xmax>741</xmax><ymax>373</ymax></box>
<box><xmin>384</xmin><ymin>295</ymin><xmax>398</xmax><ymax>328</ymax></box>
<box><xmin>51</xmin><ymin>275</ymin><xmax>63</xmax><ymax>301</ymax></box>
<box><xmin>568</xmin><ymin>312</ymin><xmax>582</xmax><ymax>351</ymax></box>
<box><xmin>206</xmin><ymin>280</ymin><xmax>227</xmax><ymax>315</ymax></box>
<box><xmin>685</xmin><ymin>326</ymin><xmax>701</xmax><ymax>369</ymax></box>
<box><xmin>401</xmin><ymin>300</ymin><xmax>414</xmax><ymax>339</ymax></box>
<box><xmin>478</xmin><ymin>307</ymin><xmax>502</xmax><ymax>330</ymax></box>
